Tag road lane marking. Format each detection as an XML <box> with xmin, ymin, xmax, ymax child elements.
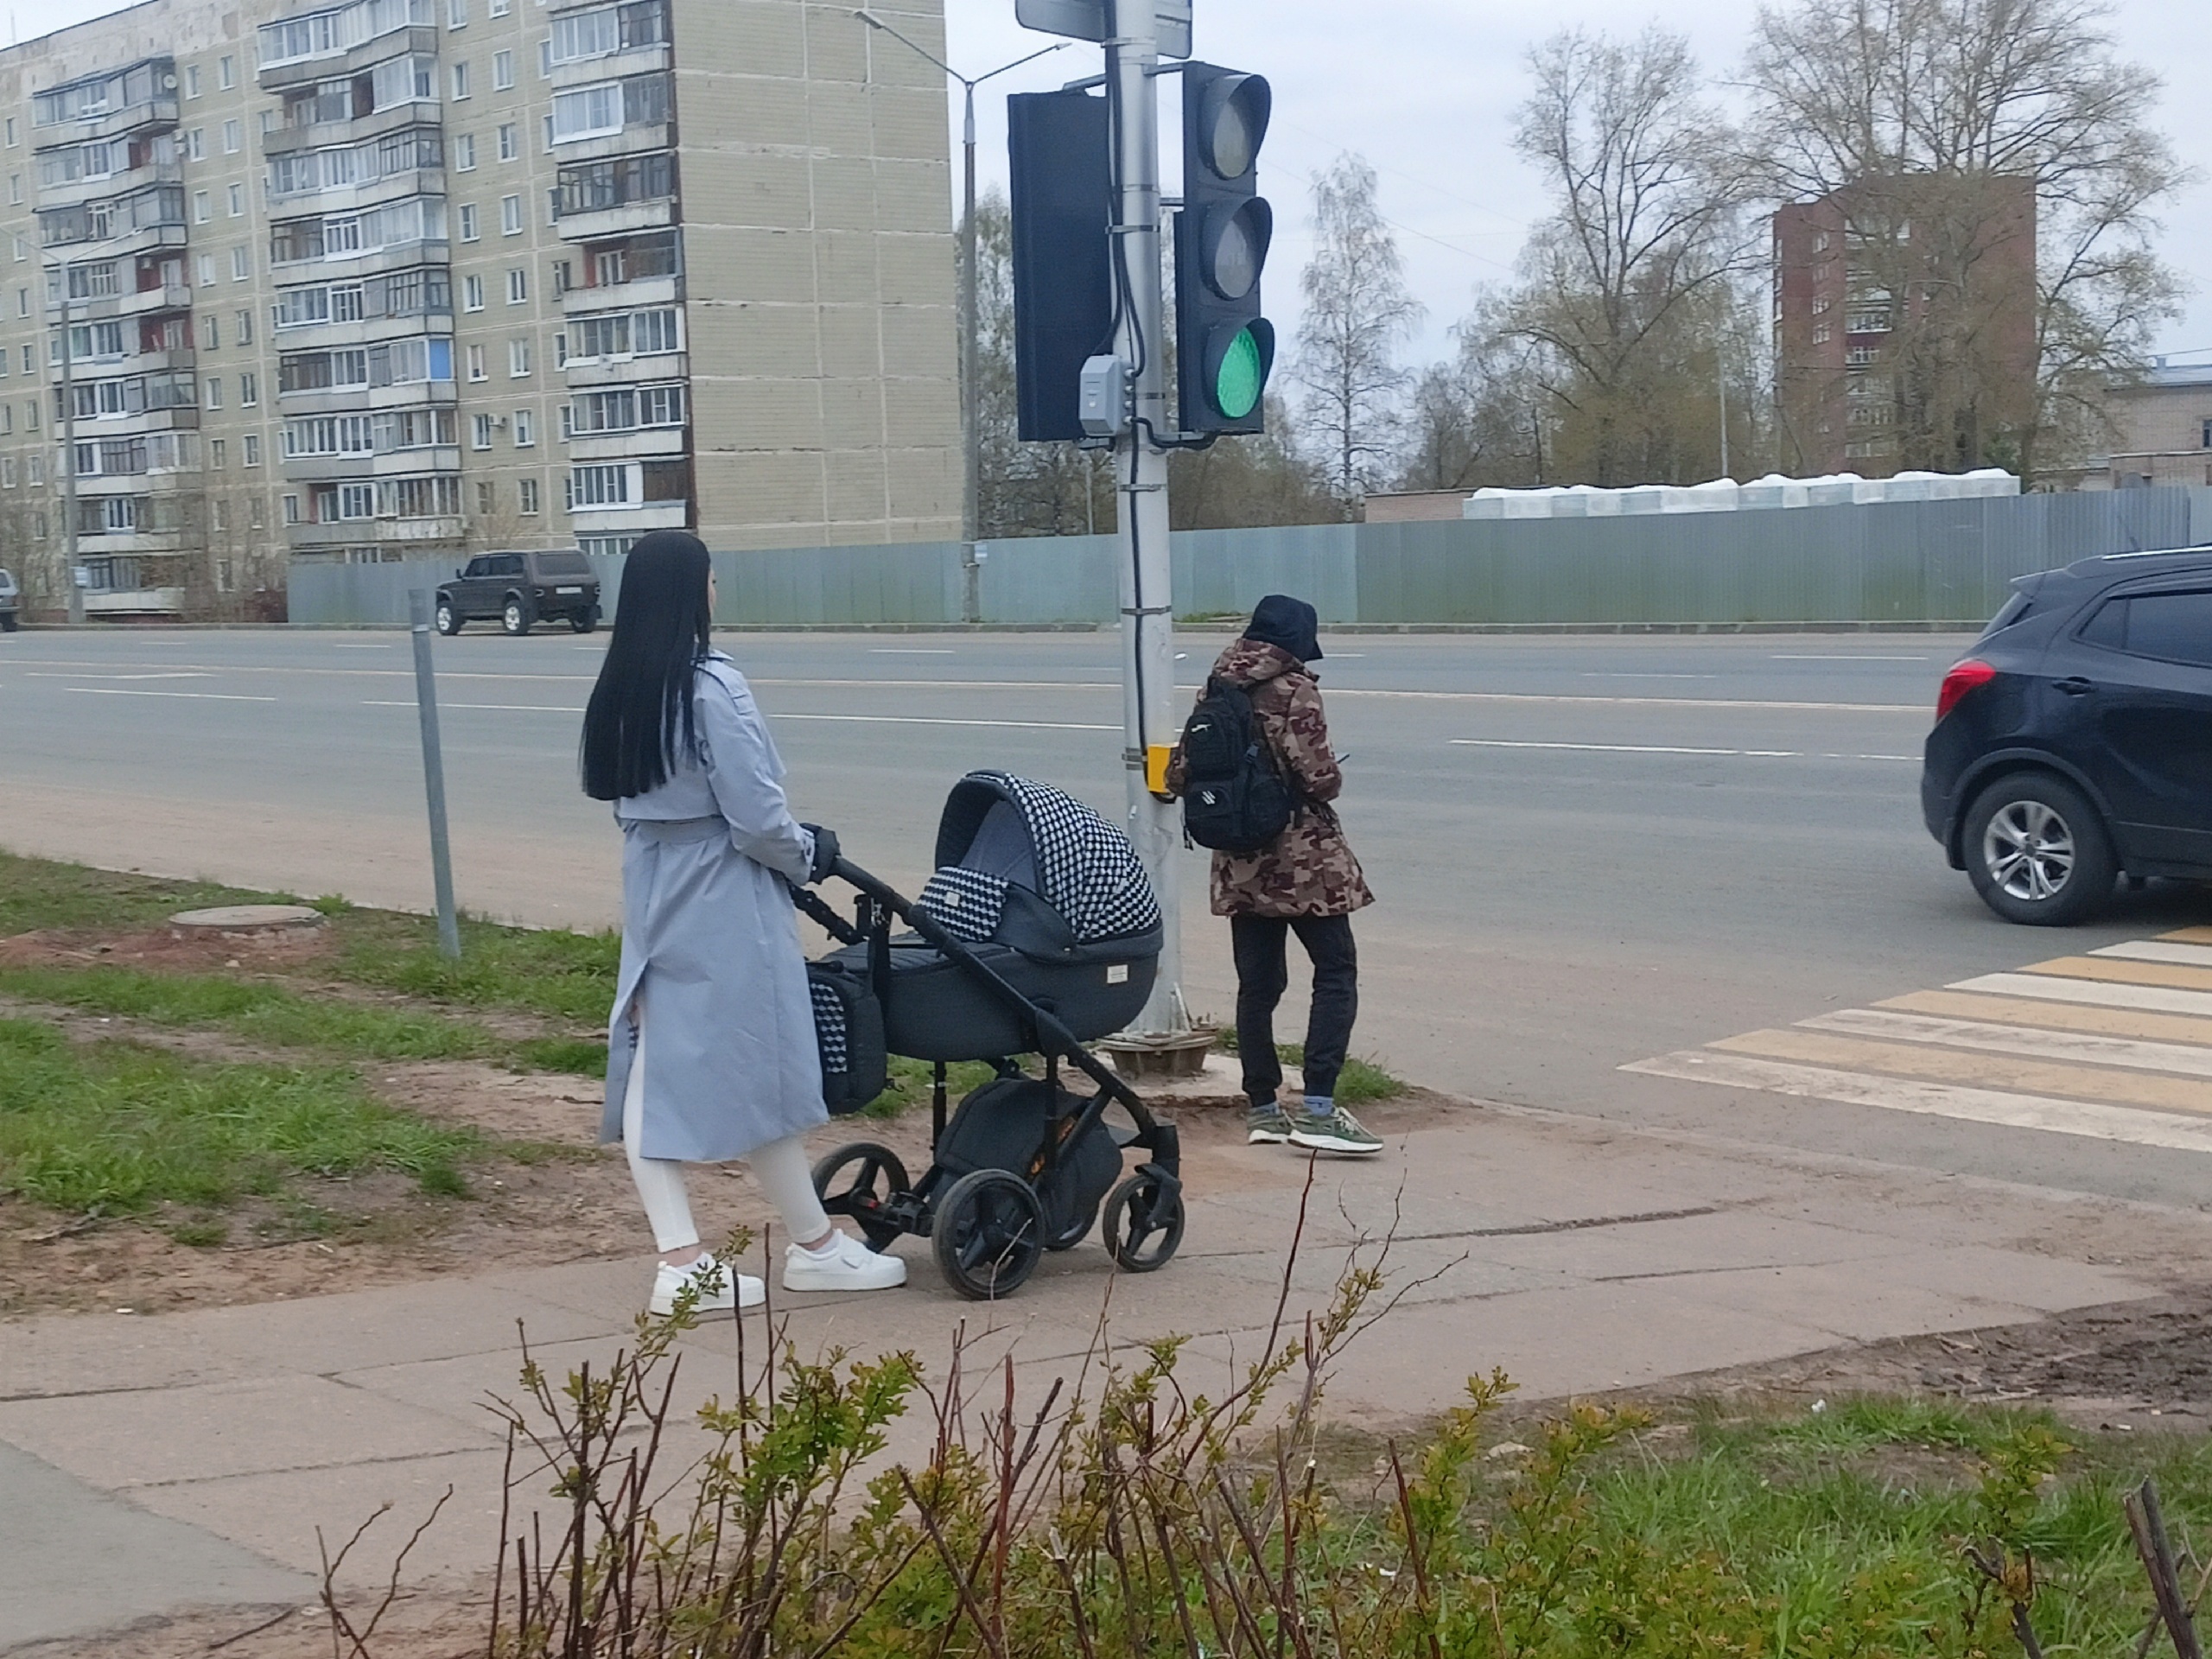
<box><xmin>868</xmin><ymin>648</ymin><xmax>957</xmax><ymax>654</ymax></box>
<box><xmin>1580</xmin><ymin>672</ymin><xmax>1719</xmax><ymax>679</ymax></box>
<box><xmin>1770</xmin><ymin>653</ymin><xmax>1930</xmax><ymax>662</ymax></box>
<box><xmin>27</xmin><ymin>671</ymin><xmax>211</xmax><ymax>681</ymax></box>
<box><xmin>2093</xmin><ymin>941</ymin><xmax>2212</xmax><ymax>969</ymax></box>
<box><xmin>62</xmin><ymin>688</ymin><xmax>276</xmax><ymax>702</ymax></box>
<box><xmin>1712</xmin><ymin>1027</ymin><xmax>2212</xmax><ymax>1113</ymax></box>
<box><xmin>1447</xmin><ymin>738</ymin><xmax>1916</xmax><ymax>761</ymax></box>
<box><xmin>2022</xmin><ymin>956</ymin><xmax>2212</xmax><ymax>994</ymax></box>
<box><xmin>1881</xmin><ymin>988</ymin><xmax>2212</xmax><ymax>1048</ymax></box>
<box><xmin>358</xmin><ymin>702</ymin><xmax>1119</xmax><ymax>733</ymax></box>
<box><xmin>1796</xmin><ymin>1008</ymin><xmax>2212</xmax><ymax>1082</ymax></box>
<box><xmin>1951</xmin><ymin>971</ymin><xmax>2212</xmax><ymax>1019</ymax></box>
<box><xmin>1624</xmin><ymin>1050</ymin><xmax>2212</xmax><ymax>1154</ymax></box>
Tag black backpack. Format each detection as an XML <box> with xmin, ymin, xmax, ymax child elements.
<box><xmin>1178</xmin><ymin>677</ymin><xmax>1296</xmax><ymax>853</ymax></box>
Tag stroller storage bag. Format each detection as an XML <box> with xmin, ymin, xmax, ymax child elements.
<box><xmin>807</xmin><ymin>956</ymin><xmax>888</xmax><ymax>1115</ymax></box>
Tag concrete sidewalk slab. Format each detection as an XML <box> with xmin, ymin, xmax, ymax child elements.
<box><xmin>9</xmin><ymin>1100</ymin><xmax>2212</xmax><ymax>1652</ymax></box>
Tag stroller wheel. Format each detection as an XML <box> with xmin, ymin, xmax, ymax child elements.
<box><xmin>932</xmin><ymin>1169</ymin><xmax>1044</xmax><ymax>1300</ymax></box>
<box><xmin>810</xmin><ymin>1142</ymin><xmax>911</xmax><ymax>1253</ymax></box>
<box><xmin>1103</xmin><ymin>1172</ymin><xmax>1185</xmax><ymax>1273</ymax></box>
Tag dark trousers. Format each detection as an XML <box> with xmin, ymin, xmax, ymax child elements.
<box><xmin>1230</xmin><ymin>912</ymin><xmax>1358</xmax><ymax>1106</ymax></box>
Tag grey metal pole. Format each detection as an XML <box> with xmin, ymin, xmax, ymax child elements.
<box><xmin>1108</xmin><ymin>0</ymin><xmax>1183</xmax><ymax>1037</ymax></box>
<box><xmin>56</xmin><ymin>274</ymin><xmax>83</xmax><ymax>625</ymax></box>
<box><xmin>960</xmin><ymin>78</ymin><xmax>982</xmax><ymax>624</ymax></box>
<box><xmin>409</xmin><ymin>588</ymin><xmax>462</xmax><ymax>959</ymax></box>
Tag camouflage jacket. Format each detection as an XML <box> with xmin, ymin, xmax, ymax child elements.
<box><xmin>1166</xmin><ymin>638</ymin><xmax>1374</xmax><ymax>918</ymax></box>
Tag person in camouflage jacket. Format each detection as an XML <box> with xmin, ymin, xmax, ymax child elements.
<box><xmin>1166</xmin><ymin>594</ymin><xmax>1380</xmax><ymax>1155</ymax></box>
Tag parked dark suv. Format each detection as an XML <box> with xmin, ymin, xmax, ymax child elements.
<box><xmin>435</xmin><ymin>550</ymin><xmax>601</xmax><ymax>636</ymax></box>
<box><xmin>1923</xmin><ymin>546</ymin><xmax>2212</xmax><ymax>925</ymax></box>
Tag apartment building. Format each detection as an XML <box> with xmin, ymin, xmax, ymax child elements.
<box><xmin>1772</xmin><ymin>175</ymin><xmax>2036</xmax><ymax>478</ymax></box>
<box><xmin>0</xmin><ymin>0</ymin><xmax>958</xmax><ymax>619</ymax></box>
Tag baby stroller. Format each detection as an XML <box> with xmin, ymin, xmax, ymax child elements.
<box><xmin>793</xmin><ymin>771</ymin><xmax>1185</xmax><ymax>1300</ymax></box>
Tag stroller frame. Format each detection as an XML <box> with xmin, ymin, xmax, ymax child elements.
<box><xmin>794</xmin><ymin>855</ymin><xmax>1184</xmax><ymax>1300</ymax></box>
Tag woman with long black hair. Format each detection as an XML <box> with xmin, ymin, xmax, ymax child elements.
<box><xmin>582</xmin><ymin>531</ymin><xmax>905</xmax><ymax>1312</ymax></box>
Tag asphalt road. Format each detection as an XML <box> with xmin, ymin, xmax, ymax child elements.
<box><xmin>4</xmin><ymin>625</ymin><xmax>2209</xmax><ymax>1209</ymax></box>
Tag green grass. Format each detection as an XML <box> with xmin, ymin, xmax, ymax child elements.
<box><xmin>322</xmin><ymin>905</ymin><xmax>622</xmax><ymax>1026</ymax></box>
<box><xmin>0</xmin><ymin>850</ymin><xmax>291</xmax><ymax>938</ymax></box>
<box><xmin>864</xmin><ymin>1056</ymin><xmax>1001</xmax><ymax>1119</ymax></box>
<box><xmin>1213</xmin><ymin>1029</ymin><xmax>1406</xmax><ymax>1103</ymax></box>
<box><xmin>0</xmin><ymin>963</ymin><xmax>607</xmax><ymax>1077</ymax></box>
<box><xmin>0</xmin><ymin>1016</ymin><xmax>483</xmax><ymax>1216</ymax></box>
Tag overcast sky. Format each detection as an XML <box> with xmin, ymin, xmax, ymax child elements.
<box><xmin>17</xmin><ymin>0</ymin><xmax>2209</xmax><ymax>376</ymax></box>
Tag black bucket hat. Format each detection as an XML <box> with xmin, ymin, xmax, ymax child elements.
<box><xmin>1243</xmin><ymin>594</ymin><xmax>1322</xmax><ymax>662</ymax></box>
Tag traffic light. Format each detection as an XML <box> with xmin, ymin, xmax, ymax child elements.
<box><xmin>1176</xmin><ymin>64</ymin><xmax>1274</xmax><ymax>435</ymax></box>
<box><xmin>1007</xmin><ymin>89</ymin><xmax>1112</xmax><ymax>442</ymax></box>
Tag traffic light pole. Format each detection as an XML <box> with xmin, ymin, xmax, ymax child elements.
<box><xmin>1106</xmin><ymin>0</ymin><xmax>1186</xmax><ymax>1039</ymax></box>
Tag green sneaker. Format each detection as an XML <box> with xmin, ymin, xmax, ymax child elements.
<box><xmin>1287</xmin><ymin>1104</ymin><xmax>1383</xmax><ymax>1155</ymax></box>
<box><xmin>1247</xmin><ymin>1100</ymin><xmax>1294</xmax><ymax>1144</ymax></box>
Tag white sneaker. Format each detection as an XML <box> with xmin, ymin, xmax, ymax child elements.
<box><xmin>650</xmin><ymin>1254</ymin><xmax>766</xmax><ymax>1317</ymax></box>
<box><xmin>782</xmin><ymin>1229</ymin><xmax>907</xmax><ymax>1293</ymax></box>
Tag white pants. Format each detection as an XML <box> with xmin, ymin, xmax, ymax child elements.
<box><xmin>623</xmin><ymin>1021</ymin><xmax>831</xmax><ymax>1255</ymax></box>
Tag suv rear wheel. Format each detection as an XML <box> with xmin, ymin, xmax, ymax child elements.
<box><xmin>502</xmin><ymin>597</ymin><xmax>532</xmax><ymax>637</ymax></box>
<box><xmin>569</xmin><ymin>606</ymin><xmax>597</xmax><ymax>634</ymax></box>
<box><xmin>1963</xmin><ymin>772</ymin><xmax>2116</xmax><ymax>926</ymax></box>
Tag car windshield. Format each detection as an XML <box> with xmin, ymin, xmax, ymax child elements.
<box><xmin>537</xmin><ymin>553</ymin><xmax>593</xmax><ymax>577</ymax></box>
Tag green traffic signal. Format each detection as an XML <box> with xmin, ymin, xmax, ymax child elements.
<box><xmin>1208</xmin><ymin>319</ymin><xmax>1275</xmax><ymax>421</ymax></box>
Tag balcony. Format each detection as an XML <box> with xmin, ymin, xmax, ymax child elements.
<box><xmin>277</xmin><ymin>379</ymin><xmax>459</xmax><ymax>414</ymax></box>
<box><xmin>257</xmin><ymin>25</ymin><xmax>440</xmax><ymax>91</ymax></box>
<box><xmin>269</xmin><ymin>237</ymin><xmax>452</xmax><ymax>284</ymax></box>
<box><xmin>568</xmin><ymin>499</ymin><xmax>686</xmax><ymax>531</ymax></box>
<box><xmin>262</xmin><ymin>99</ymin><xmax>440</xmax><ymax>157</ymax></box>
<box><xmin>48</xmin><ymin>280</ymin><xmax>193</xmax><ymax>322</ymax></box>
<box><xmin>559</xmin><ymin>270</ymin><xmax>680</xmax><ymax>314</ymax></box>
<box><xmin>553</xmin><ymin>121</ymin><xmax>673</xmax><ymax>168</ymax></box>
<box><xmin>286</xmin><ymin>515</ymin><xmax>464</xmax><ymax>548</ymax></box>
<box><xmin>36</xmin><ymin>157</ymin><xmax>184</xmax><ymax>210</ymax></box>
<box><xmin>561</xmin><ymin>350</ymin><xmax>686</xmax><ymax>388</ymax></box>
<box><xmin>568</xmin><ymin>425</ymin><xmax>685</xmax><ymax>462</ymax></box>
<box><xmin>270</xmin><ymin>309</ymin><xmax>453</xmax><ymax>350</ymax></box>
<box><xmin>280</xmin><ymin>445</ymin><xmax>461</xmax><ymax>480</ymax></box>
<box><xmin>555</xmin><ymin>196</ymin><xmax>674</xmax><ymax>244</ymax></box>
<box><xmin>268</xmin><ymin>165</ymin><xmax>447</xmax><ymax>218</ymax></box>
<box><xmin>36</xmin><ymin>94</ymin><xmax>181</xmax><ymax>147</ymax></box>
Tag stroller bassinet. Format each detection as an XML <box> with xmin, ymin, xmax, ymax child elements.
<box><xmin>793</xmin><ymin>772</ymin><xmax>1183</xmax><ymax>1300</ymax></box>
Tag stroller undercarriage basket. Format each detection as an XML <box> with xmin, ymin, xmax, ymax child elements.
<box><xmin>795</xmin><ymin>772</ymin><xmax>1183</xmax><ymax>1300</ymax></box>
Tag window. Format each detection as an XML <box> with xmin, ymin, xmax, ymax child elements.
<box><xmin>2092</xmin><ymin>592</ymin><xmax>2212</xmax><ymax>668</ymax></box>
<box><xmin>2202</xmin><ymin>418</ymin><xmax>2212</xmax><ymax>451</ymax></box>
<box><xmin>186</xmin><ymin>65</ymin><xmax>201</xmax><ymax>98</ymax></box>
<box><xmin>513</xmin><ymin>407</ymin><xmax>533</xmax><ymax>445</ymax></box>
<box><xmin>194</xmin><ymin>190</ymin><xmax>211</xmax><ymax>223</ymax></box>
<box><xmin>200</xmin><ymin>314</ymin><xmax>220</xmax><ymax>350</ymax></box>
<box><xmin>635</xmin><ymin>307</ymin><xmax>677</xmax><ymax>353</ymax></box>
<box><xmin>500</xmin><ymin>194</ymin><xmax>522</xmax><ymax>234</ymax></box>
<box><xmin>186</xmin><ymin>128</ymin><xmax>205</xmax><ymax>162</ymax></box>
<box><xmin>551</xmin><ymin>82</ymin><xmax>621</xmax><ymax>143</ymax></box>
<box><xmin>505</xmin><ymin>265</ymin><xmax>526</xmax><ymax>302</ymax></box>
<box><xmin>211</xmin><ymin>438</ymin><xmax>226</xmax><ymax>468</ymax></box>
<box><xmin>463</xmin><ymin>274</ymin><xmax>485</xmax><ymax>310</ymax></box>
<box><xmin>569</xmin><ymin>462</ymin><xmax>627</xmax><ymax>506</ymax></box>
<box><xmin>283</xmin><ymin>493</ymin><xmax>301</xmax><ymax>524</ymax></box>
<box><xmin>228</xmin><ymin>182</ymin><xmax>245</xmax><ymax>217</ymax></box>
<box><xmin>205</xmin><ymin>376</ymin><xmax>222</xmax><ymax>410</ymax></box>
<box><xmin>460</xmin><ymin>203</ymin><xmax>480</xmax><ymax>240</ymax></box>
<box><xmin>219</xmin><ymin>54</ymin><xmax>236</xmax><ymax>89</ymax></box>
<box><xmin>518</xmin><ymin>475</ymin><xmax>537</xmax><ymax>512</ymax></box>
<box><xmin>454</xmin><ymin>131</ymin><xmax>476</xmax><ymax>170</ymax></box>
<box><xmin>498</xmin><ymin>122</ymin><xmax>517</xmax><ymax>161</ymax></box>
<box><xmin>467</xmin><ymin>343</ymin><xmax>486</xmax><ymax>380</ymax></box>
<box><xmin>232</xmin><ymin>245</ymin><xmax>251</xmax><ymax>281</ymax></box>
<box><xmin>493</xmin><ymin>50</ymin><xmax>513</xmax><ymax>89</ymax></box>
<box><xmin>240</xmin><ymin>372</ymin><xmax>257</xmax><ymax>405</ymax></box>
<box><xmin>236</xmin><ymin>309</ymin><xmax>254</xmax><ymax>346</ymax></box>
<box><xmin>10</xmin><ymin>236</ymin><xmax>20</xmax><ymax>261</ymax></box>
<box><xmin>508</xmin><ymin>338</ymin><xmax>531</xmax><ymax>376</ymax></box>
<box><xmin>554</xmin><ymin>151</ymin><xmax>672</xmax><ymax>215</ymax></box>
<box><xmin>448</xmin><ymin>0</ymin><xmax>467</xmax><ymax>23</ymax></box>
<box><xmin>639</xmin><ymin>382</ymin><xmax>683</xmax><ymax>424</ymax></box>
<box><xmin>451</xmin><ymin>60</ymin><xmax>471</xmax><ymax>99</ymax></box>
<box><xmin>3</xmin><ymin>118</ymin><xmax>10</xmax><ymax>146</ymax></box>
<box><xmin>244</xmin><ymin>433</ymin><xmax>261</xmax><ymax>465</ymax></box>
<box><xmin>475</xmin><ymin>480</ymin><xmax>496</xmax><ymax>513</ymax></box>
<box><xmin>222</xmin><ymin>118</ymin><xmax>241</xmax><ymax>154</ymax></box>
<box><xmin>472</xmin><ymin>410</ymin><xmax>494</xmax><ymax>448</ymax></box>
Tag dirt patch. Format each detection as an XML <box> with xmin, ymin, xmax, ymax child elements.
<box><xmin>0</xmin><ymin>924</ymin><xmax>337</xmax><ymax>975</ymax></box>
<box><xmin>18</xmin><ymin>1585</ymin><xmax>493</xmax><ymax>1659</ymax></box>
<box><xmin>1636</xmin><ymin>1287</ymin><xmax>2212</xmax><ymax>1433</ymax></box>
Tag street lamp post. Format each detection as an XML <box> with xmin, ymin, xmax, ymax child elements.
<box><xmin>855</xmin><ymin>10</ymin><xmax>1063</xmax><ymax>620</ymax></box>
<box><xmin>49</xmin><ymin>265</ymin><xmax>84</xmax><ymax>626</ymax></box>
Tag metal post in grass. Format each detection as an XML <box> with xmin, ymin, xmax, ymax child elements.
<box><xmin>409</xmin><ymin>588</ymin><xmax>462</xmax><ymax>960</ymax></box>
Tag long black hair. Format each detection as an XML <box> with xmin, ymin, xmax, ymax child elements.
<box><xmin>580</xmin><ymin>531</ymin><xmax>715</xmax><ymax>801</ymax></box>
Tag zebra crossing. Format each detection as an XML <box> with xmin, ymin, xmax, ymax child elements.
<box><xmin>1623</xmin><ymin>930</ymin><xmax>2212</xmax><ymax>1155</ymax></box>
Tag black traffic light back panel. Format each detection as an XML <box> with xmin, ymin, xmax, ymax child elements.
<box><xmin>1007</xmin><ymin>90</ymin><xmax>1113</xmax><ymax>444</ymax></box>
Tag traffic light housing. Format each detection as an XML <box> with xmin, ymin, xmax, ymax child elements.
<box><xmin>1176</xmin><ymin>64</ymin><xmax>1274</xmax><ymax>435</ymax></box>
<box><xmin>1007</xmin><ymin>89</ymin><xmax>1112</xmax><ymax>442</ymax></box>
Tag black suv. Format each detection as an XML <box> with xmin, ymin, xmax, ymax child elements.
<box><xmin>1923</xmin><ymin>546</ymin><xmax>2212</xmax><ymax>925</ymax></box>
<box><xmin>435</xmin><ymin>550</ymin><xmax>601</xmax><ymax>636</ymax></box>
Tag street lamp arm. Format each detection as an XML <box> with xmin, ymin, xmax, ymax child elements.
<box><xmin>852</xmin><ymin>9</ymin><xmax>1065</xmax><ymax>92</ymax></box>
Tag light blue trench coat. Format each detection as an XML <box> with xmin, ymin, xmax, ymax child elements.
<box><xmin>599</xmin><ymin>652</ymin><xmax>828</xmax><ymax>1163</ymax></box>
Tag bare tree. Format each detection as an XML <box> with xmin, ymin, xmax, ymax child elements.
<box><xmin>1497</xmin><ymin>28</ymin><xmax>1756</xmax><ymax>486</ymax></box>
<box><xmin>1395</xmin><ymin>303</ymin><xmax>1550</xmax><ymax>493</ymax></box>
<box><xmin>1290</xmin><ymin>154</ymin><xmax>1425</xmax><ymax>512</ymax></box>
<box><xmin>1744</xmin><ymin>0</ymin><xmax>2189</xmax><ymax>477</ymax></box>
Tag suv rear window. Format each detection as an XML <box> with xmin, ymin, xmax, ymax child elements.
<box><xmin>1979</xmin><ymin>590</ymin><xmax>2036</xmax><ymax>639</ymax></box>
<box><xmin>536</xmin><ymin>552</ymin><xmax>593</xmax><ymax>577</ymax></box>
<box><xmin>2105</xmin><ymin>590</ymin><xmax>2212</xmax><ymax>668</ymax></box>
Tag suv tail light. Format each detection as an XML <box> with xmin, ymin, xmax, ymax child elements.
<box><xmin>1936</xmin><ymin>658</ymin><xmax>1998</xmax><ymax>722</ymax></box>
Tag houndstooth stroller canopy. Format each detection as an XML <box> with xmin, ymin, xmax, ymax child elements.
<box><xmin>917</xmin><ymin>772</ymin><xmax>1163</xmax><ymax>954</ymax></box>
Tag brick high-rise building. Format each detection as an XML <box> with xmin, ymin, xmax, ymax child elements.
<box><xmin>0</xmin><ymin>0</ymin><xmax>958</xmax><ymax>619</ymax></box>
<box><xmin>1772</xmin><ymin>175</ymin><xmax>2037</xmax><ymax>478</ymax></box>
